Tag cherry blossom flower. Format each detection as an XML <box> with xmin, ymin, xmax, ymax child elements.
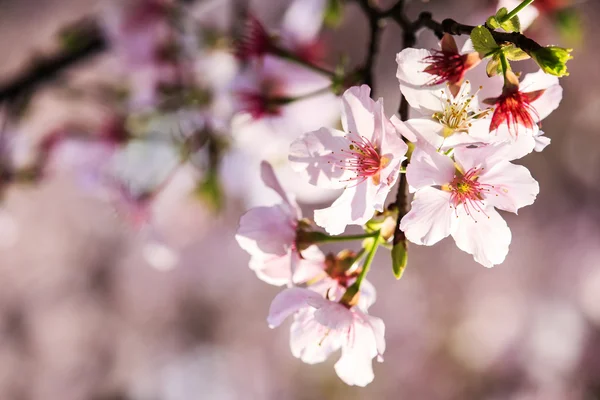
<box><xmin>236</xmin><ymin>161</ymin><xmax>325</xmax><ymax>286</ymax></box>
<box><xmin>396</xmin><ymin>34</ymin><xmax>480</xmax><ymax>102</ymax></box>
<box><xmin>289</xmin><ymin>85</ymin><xmax>408</xmax><ymax>234</ymax></box>
<box><xmin>102</xmin><ymin>0</ymin><xmax>182</xmax><ymax>108</ymax></box>
<box><xmin>483</xmin><ymin>70</ymin><xmax>562</xmax><ymax>137</ymax></box>
<box><xmin>398</xmin><ymin>81</ymin><xmax>493</xmax><ymax>151</ymax></box>
<box><xmin>227</xmin><ymin>55</ymin><xmax>339</xmax><ymax>205</ymax></box>
<box><xmin>235</xmin><ymin>15</ymin><xmax>272</xmax><ymax>61</ymax></box>
<box><xmin>237</xmin><ymin>0</ymin><xmax>327</xmax><ymax>64</ymax></box>
<box><xmin>400</xmin><ymin>142</ymin><xmax>539</xmax><ymax>267</ymax></box>
<box><xmin>267</xmin><ymin>287</ymin><xmax>385</xmax><ymax>386</ymax></box>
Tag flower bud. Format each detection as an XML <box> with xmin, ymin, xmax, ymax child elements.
<box><xmin>531</xmin><ymin>46</ymin><xmax>573</xmax><ymax>77</ymax></box>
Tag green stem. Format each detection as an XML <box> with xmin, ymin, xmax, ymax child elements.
<box><xmin>340</xmin><ymin>230</ymin><xmax>381</xmax><ymax>305</ymax></box>
<box><xmin>501</xmin><ymin>0</ymin><xmax>535</xmax><ymax>23</ymax></box>
<box><xmin>499</xmin><ymin>50</ymin><xmax>510</xmax><ymax>82</ymax></box>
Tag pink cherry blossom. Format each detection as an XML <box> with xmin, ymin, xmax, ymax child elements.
<box><xmin>397</xmin><ymin>34</ymin><xmax>480</xmax><ymax>89</ymax></box>
<box><xmin>483</xmin><ymin>70</ymin><xmax>563</xmax><ymax>137</ymax></box>
<box><xmin>236</xmin><ymin>161</ymin><xmax>325</xmax><ymax>286</ymax></box>
<box><xmin>289</xmin><ymin>85</ymin><xmax>408</xmax><ymax>234</ymax></box>
<box><xmin>227</xmin><ymin>55</ymin><xmax>339</xmax><ymax>205</ymax></box>
<box><xmin>267</xmin><ymin>287</ymin><xmax>385</xmax><ymax>387</ymax></box>
<box><xmin>400</xmin><ymin>142</ymin><xmax>539</xmax><ymax>267</ymax></box>
<box><xmin>102</xmin><ymin>0</ymin><xmax>182</xmax><ymax>109</ymax></box>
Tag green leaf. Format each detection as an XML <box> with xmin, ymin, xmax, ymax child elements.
<box><xmin>486</xmin><ymin>16</ymin><xmax>500</xmax><ymax>30</ymax></box>
<box><xmin>391</xmin><ymin>240</ymin><xmax>408</xmax><ymax>279</ymax></box>
<box><xmin>324</xmin><ymin>0</ymin><xmax>343</xmax><ymax>28</ymax></box>
<box><xmin>531</xmin><ymin>46</ymin><xmax>574</xmax><ymax>77</ymax></box>
<box><xmin>501</xmin><ymin>15</ymin><xmax>521</xmax><ymax>32</ymax></box>
<box><xmin>470</xmin><ymin>26</ymin><xmax>499</xmax><ymax>57</ymax></box>
<box><xmin>504</xmin><ymin>44</ymin><xmax>530</xmax><ymax>61</ymax></box>
<box><xmin>487</xmin><ymin>7</ymin><xmax>521</xmax><ymax>33</ymax></box>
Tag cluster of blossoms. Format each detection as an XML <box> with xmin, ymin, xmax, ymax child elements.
<box><xmin>0</xmin><ymin>0</ymin><xmax>574</xmax><ymax>388</ymax></box>
<box><xmin>237</xmin><ymin>0</ymin><xmax>569</xmax><ymax>386</ymax></box>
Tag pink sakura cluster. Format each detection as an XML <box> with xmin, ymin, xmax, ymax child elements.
<box><xmin>237</xmin><ymin>31</ymin><xmax>563</xmax><ymax>385</ymax></box>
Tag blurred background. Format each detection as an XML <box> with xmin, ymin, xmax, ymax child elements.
<box><xmin>0</xmin><ymin>0</ymin><xmax>598</xmax><ymax>399</ymax></box>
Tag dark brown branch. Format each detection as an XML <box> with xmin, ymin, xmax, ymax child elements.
<box><xmin>0</xmin><ymin>23</ymin><xmax>107</xmax><ymax>103</ymax></box>
<box><xmin>415</xmin><ymin>12</ymin><xmax>543</xmax><ymax>53</ymax></box>
<box><xmin>391</xmin><ymin>28</ymin><xmax>415</xmax><ymax>247</ymax></box>
<box><xmin>362</xmin><ymin>13</ymin><xmax>382</xmax><ymax>88</ymax></box>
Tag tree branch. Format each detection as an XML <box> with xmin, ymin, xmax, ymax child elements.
<box><xmin>0</xmin><ymin>23</ymin><xmax>106</xmax><ymax>103</ymax></box>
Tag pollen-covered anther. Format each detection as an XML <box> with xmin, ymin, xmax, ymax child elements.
<box><xmin>433</xmin><ymin>83</ymin><xmax>491</xmax><ymax>135</ymax></box>
<box><xmin>444</xmin><ymin>167</ymin><xmax>494</xmax><ymax>221</ymax></box>
<box><xmin>330</xmin><ymin>135</ymin><xmax>384</xmax><ymax>185</ymax></box>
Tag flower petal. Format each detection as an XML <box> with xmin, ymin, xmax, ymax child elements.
<box><xmin>480</xmin><ymin>161</ymin><xmax>539</xmax><ymax>214</ymax></box>
<box><xmin>406</xmin><ymin>145</ymin><xmax>455</xmax><ymax>192</ymax></box>
<box><xmin>400</xmin><ymin>187</ymin><xmax>455</xmax><ymax>246</ymax></box>
<box><xmin>260</xmin><ymin>161</ymin><xmax>299</xmax><ymax>212</ymax></box>
<box><xmin>451</xmin><ymin>207</ymin><xmax>511</xmax><ymax>268</ymax></box>
<box><xmin>396</xmin><ymin>48</ymin><xmax>434</xmax><ymax>87</ymax></box>
<box><xmin>267</xmin><ymin>287</ymin><xmax>325</xmax><ymax>328</ymax></box>
<box><xmin>341</xmin><ymin>85</ymin><xmax>376</xmax><ymax>140</ymax></box>
<box><xmin>333</xmin><ymin>313</ymin><xmax>381</xmax><ymax>387</ymax></box>
<box><xmin>250</xmin><ymin>252</ymin><xmax>293</xmax><ymax>286</ymax></box>
<box><xmin>314</xmin><ymin>181</ymin><xmax>377</xmax><ymax>235</ymax></box>
<box><xmin>236</xmin><ymin>205</ymin><xmax>296</xmax><ymax>257</ymax></box>
<box><xmin>289</xmin><ymin>127</ymin><xmax>355</xmax><ymax>189</ymax></box>
<box><xmin>533</xmin><ymin>130</ymin><xmax>551</xmax><ymax>152</ymax></box>
<box><xmin>520</xmin><ymin>70</ymin><xmax>562</xmax><ymax>121</ymax></box>
<box><xmin>290</xmin><ymin>308</ymin><xmax>341</xmax><ymax>364</ymax></box>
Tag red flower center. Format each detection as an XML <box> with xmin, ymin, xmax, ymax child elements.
<box><xmin>488</xmin><ymin>89</ymin><xmax>544</xmax><ymax>136</ymax></box>
<box><xmin>446</xmin><ymin>167</ymin><xmax>494</xmax><ymax>220</ymax></box>
<box><xmin>423</xmin><ymin>50</ymin><xmax>470</xmax><ymax>86</ymax></box>
<box><xmin>330</xmin><ymin>135</ymin><xmax>387</xmax><ymax>186</ymax></box>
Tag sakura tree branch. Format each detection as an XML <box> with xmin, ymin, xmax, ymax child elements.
<box><xmin>0</xmin><ymin>22</ymin><xmax>106</xmax><ymax>103</ymax></box>
<box><xmin>414</xmin><ymin>12</ymin><xmax>544</xmax><ymax>53</ymax></box>
<box><xmin>391</xmin><ymin>28</ymin><xmax>415</xmax><ymax>249</ymax></box>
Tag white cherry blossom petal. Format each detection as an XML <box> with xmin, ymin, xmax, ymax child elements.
<box><xmin>406</xmin><ymin>145</ymin><xmax>455</xmax><ymax>192</ymax></box>
<box><xmin>400</xmin><ymin>187</ymin><xmax>455</xmax><ymax>246</ymax></box>
<box><xmin>314</xmin><ymin>181</ymin><xmax>377</xmax><ymax>235</ymax></box>
<box><xmin>479</xmin><ymin>162</ymin><xmax>540</xmax><ymax>214</ymax></box>
<box><xmin>236</xmin><ymin>205</ymin><xmax>296</xmax><ymax>256</ymax></box>
<box><xmin>396</xmin><ymin>48</ymin><xmax>434</xmax><ymax>86</ymax></box>
<box><xmin>451</xmin><ymin>206</ymin><xmax>512</xmax><ymax>268</ymax></box>
<box><xmin>333</xmin><ymin>313</ymin><xmax>382</xmax><ymax>387</ymax></box>
<box><xmin>533</xmin><ymin>130</ymin><xmax>551</xmax><ymax>152</ymax></box>
<box><xmin>289</xmin><ymin>127</ymin><xmax>357</xmax><ymax>189</ymax></box>
<box><xmin>267</xmin><ymin>287</ymin><xmax>326</xmax><ymax>328</ymax></box>
<box><xmin>341</xmin><ymin>85</ymin><xmax>376</xmax><ymax>140</ymax></box>
<box><xmin>290</xmin><ymin>308</ymin><xmax>341</xmax><ymax>364</ymax></box>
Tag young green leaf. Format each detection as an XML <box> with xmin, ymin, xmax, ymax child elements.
<box><xmin>470</xmin><ymin>26</ymin><xmax>499</xmax><ymax>57</ymax></box>
<box><xmin>531</xmin><ymin>46</ymin><xmax>574</xmax><ymax>77</ymax></box>
<box><xmin>504</xmin><ymin>44</ymin><xmax>530</xmax><ymax>61</ymax></box>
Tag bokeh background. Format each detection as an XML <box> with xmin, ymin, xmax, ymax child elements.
<box><xmin>0</xmin><ymin>0</ymin><xmax>599</xmax><ymax>399</ymax></box>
